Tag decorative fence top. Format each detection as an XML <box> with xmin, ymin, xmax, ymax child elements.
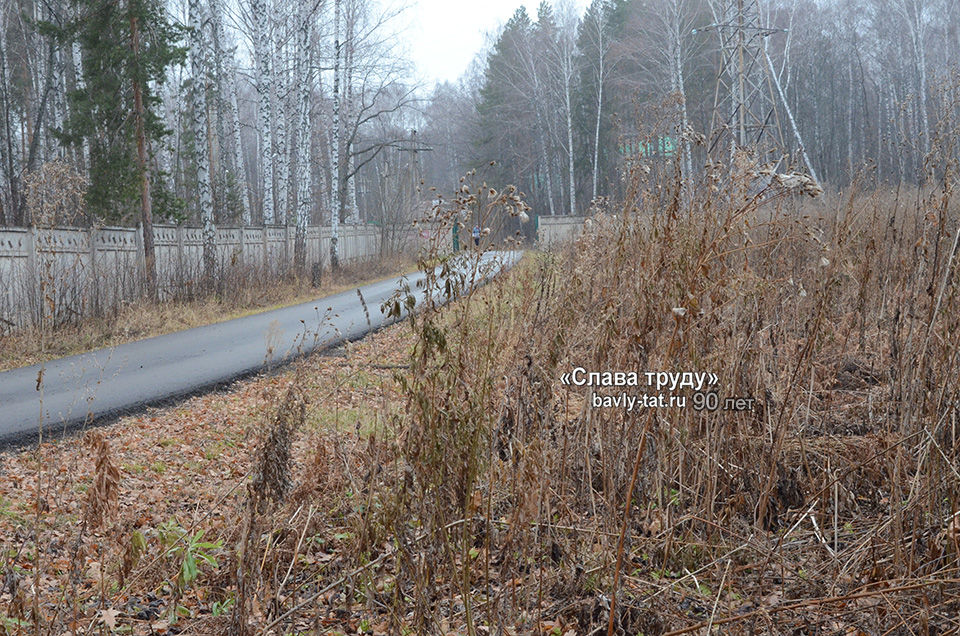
<box><xmin>0</xmin><ymin>223</ymin><xmax>392</xmax><ymax>330</ymax></box>
<box><xmin>0</xmin><ymin>223</ymin><xmax>386</xmax><ymax>257</ymax></box>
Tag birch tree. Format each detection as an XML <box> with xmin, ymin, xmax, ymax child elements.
<box><xmin>189</xmin><ymin>0</ymin><xmax>215</xmax><ymax>277</ymax></box>
<box><xmin>293</xmin><ymin>0</ymin><xmax>313</xmax><ymax>270</ymax></box>
<box><xmin>228</xmin><ymin>62</ymin><xmax>251</xmax><ymax>224</ymax></box>
<box><xmin>206</xmin><ymin>0</ymin><xmax>228</xmax><ymax>220</ymax></box>
<box><xmin>531</xmin><ymin>5</ymin><xmax>560</xmax><ymax>216</ymax></box>
<box><xmin>0</xmin><ymin>8</ymin><xmax>18</xmax><ymax>224</ymax></box>
<box><xmin>336</xmin><ymin>0</ymin><xmax>420</xmax><ymax>226</ymax></box>
<box><xmin>205</xmin><ymin>0</ymin><xmax>250</xmax><ymax>224</ymax></box>
<box><xmin>552</xmin><ymin>0</ymin><xmax>579</xmax><ymax>215</ymax></box>
<box><xmin>274</xmin><ymin>5</ymin><xmax>289</xmax><ymax>223</ymax></box>
<box><xmin>476</xmin><ymin>7</ymin><xmax>553</xmax><ymax>215</ymax></box>
<box><xmin>343</xmin><ymin>0</ymin><xmax>359</xmax><ymax>224</ymax></box>
<box><xmin>622</xmin><ymin>0</ymin><xmax>701</xmax><ymax>180</ymax></box>
<box><xmin>577</xmin><ymin>0</ymin><xmax>615</xmax><ymax>202</ymax></box>
<box><xmin>70</xmin><ymin>41</ymin><xmax>88</xmax><ymax>172</ymax></box>
<box><xmin>897</xmin><ymin>0</ymin><xmax>929</xmax><ymax>156</ymax></box>
<box><xmin>329</xmin><ymin>0</ymin><xmax>341</xmax><ymax>269</ymax></box>
<box><xmin>251</xmin><ymin>0</ymin><xmax>274</xmax><ymax>224</ymax></box>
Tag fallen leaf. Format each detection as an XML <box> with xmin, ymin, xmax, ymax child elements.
<box><xmin>99</xmin><ymin>608</ymin><xmax>121</xmax><ymax>630</ymax></box>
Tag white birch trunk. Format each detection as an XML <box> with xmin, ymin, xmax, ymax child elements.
<box><xmin>563</xmin><ymin>70</ymin><xmax>575</xmax><ymax>215</ymax></box>
<box><xmin>53</xmin><ymin>47</ymin><xmax>67</xmax><ymax>159</ymax></box>
<box><xmin>537</xmin><ymin>111</ymin><xmax>556</xmax><ymax>215</ymax></box>
<box><xmin>592</xmin><ymin>51</ymin><xmax>603</xmax><ymax>202</ymax></box>
<box><xmin>274</xmin><ymin>9</ymin><xmax>289</xmax><ymax>224</ymax></box>
<box><xmin>557</xmin><ymin>19</ymin><xmax>576</xmax><ymax>216</ymax></box>
<box><xmin>847</xmin><ymin>56</ymin><xmax>854</xmax><ymax>179</ymax></box>
<box><xmin>669</xmin><ymin>3</ymin><xmax>691</xmax><ymax>196</ymax></box>
<box><xmin>676</xmin><ymin>56</ymin><xmax>692</xmax><ymax>184</ymax></box>
<box><xmin>0</xmin><ymin>20</ymin><xmax>22</xmax><ymax>223</ymax></box>
<box><xmin>189</xmin><ymin>0</ymin><xmax>216</xmax><ymax>277</ymax></box>
<box><xmin>877</xmin><ymin>91</ymin><xmax>883</xmax><ymax>178</ymax></box>
<box><xmin>229</xmin><ymin>66</ymin><xmax>251</xmax><ymax>225</ymax></box>
<box><xmin>252</xmin><ymin>0</ymin><xmax>274</xmax><ymax>224</ymax></box>
<box><xmin>902</xmin><ymin>0</ymin><xmax>929</xmax><ymax>155</ymax></box>
<box><xmin>158</xmin><ymin>78</ymin><xmax>177</xmax><ymax>192</ymax></box>
<box><xmin>294</xmin><ymin>0</ymin><xmax>312</xmax><ymax>270</ymax></box>
<box><xmin>916</xmin><ymin>23</ymin><xmax>929</xmax><ymax>157</ymax></box>
<box><xmin>346</xmin><ymin>147</ymin><xmax>359</xmax><ymax>223</ymax></box>
<box><xmin>530</xmin><ymin>64</ymin><xmax>556</xmax><ymax>216</ymax></box>
<box><xmin>891</xmin><ymin>85</ymin><xmax>903</xmax><ymax>179</ymax></box>
<box><xmin>0</xmin><ymin>24</ymin><xmax>10</xmax><ymax>220</ymax></box>
<box><xmin>322</xmin><ymin>123</ymin><xmax>333</xmax><ymax>220</ymax></box>
<box><xmin>343</xmin><ymin>9</ymin><xmax>359</xmax><ymax>225</ymax></box>
<box><xmin>208</xmin><ymin>0</ymin><xmax>227</xmax><ymax>218</ymax></box>
<box><xmin>208</xmin><ymin>0</ymin><xmax>245</xmax><ymax>223</ymax></box>
<box><xmin>764</xmin><ymin>51</ymin><xmax>818</xmax><ymax>185</ymax></box>
<box><xmin>330</xmin><ymin>0</ymin><xmax>341</xmax><ymax>268</ymax></box>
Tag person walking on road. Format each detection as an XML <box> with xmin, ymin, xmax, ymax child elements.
<box><xmin>472</xmin><ymin>225</ymin><xmax>481</xmax><ymax>247</ymax></box>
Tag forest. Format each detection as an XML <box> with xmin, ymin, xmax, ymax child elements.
<box><xmin>0</xmin><ymin>0</ymin><xmax>953</xmax><ymax>233</ymax></box>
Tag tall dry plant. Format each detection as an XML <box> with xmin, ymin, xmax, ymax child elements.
<box><xmin>377</xmin><ymin>169</ymin><xmax>529</xmax><ymax>632</ymax></box>
<box><xmin>82</xmin><ymin>431</ymin><xmax>121</xmax><ymax>530</ymax></box>
<box><xmin>148</xmin><ymin>82</ymin><xmax>960</xmax><ymax>636</ymax></box>
<box><xmin>366</xmin><ymin>82</ymin><xmax>960</xmax><ymax>632</ymax></box>
<box><xmin>230</xmin><ymin>381</ymin><xmax>306</xmax><ymax>635</ymax></box>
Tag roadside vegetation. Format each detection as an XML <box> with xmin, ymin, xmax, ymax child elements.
<box><xmin>0</xmin><ymin>256</ymin><xmax>414</xmax><ymax>372</ymax></box>
<box><xmin>2</xmin><ymin>133</ymin><xmax>960</xmax><ymax>635</ymax></box>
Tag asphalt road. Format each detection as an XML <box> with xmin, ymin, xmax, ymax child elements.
<box><xmin>0</xmin><ymin>251</ymin><xmax>518</xmax><ymax>447</ymax></box>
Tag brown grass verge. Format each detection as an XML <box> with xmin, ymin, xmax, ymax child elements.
<box><xmin>0</xmin><ymin>318</ymin><xmax>410</xmax><ymax>635</ymax></box>
<box><xmin>3</xmin><ymin>142</ymin><xmax>960</xmax><ymax>634</ymax></box>
<box><xmin>0</xmin><ymin>255</ymin><xmax>416</xmax><ymax>372</ymax></box>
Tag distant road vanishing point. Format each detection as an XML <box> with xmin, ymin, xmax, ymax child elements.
<box><xmin>0</xmin><ymin>251</ymin><xmax>519</xmax><ymax>448</ymax></box>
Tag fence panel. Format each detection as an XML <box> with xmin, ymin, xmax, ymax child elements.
<box><xmin>0</xmin><ymin>224</ymin><xmax>392</xmax><ymax>331</ymax></box>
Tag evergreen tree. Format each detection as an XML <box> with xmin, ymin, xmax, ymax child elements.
<box><xmin>475</xmin><ymin>8</ymin><xmax>536</xmax><ymax>203</ymax></box>
<box><xmin>59</xmin><ymin>0</ymin><xmax>185</xmax><ymax>223</ymax></box>
<box><xmin>575</xmin><ymin>0</ymin><xmax>628</xmax><ymax>202</ymax></box>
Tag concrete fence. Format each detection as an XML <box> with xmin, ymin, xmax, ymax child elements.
<box><xmin>537</xmin><ymin>215</ymin><xmax>588</xmax><ymax>246</ymax></box>
<box><xmin>0</xmin><ymin>216</ymin><xmax>573</xmax><ymax>331</ymax></box>
<box><xmin>0</xmin><ymin>223</ymin><xmax>392</xmax><ymax>331</ymax></box>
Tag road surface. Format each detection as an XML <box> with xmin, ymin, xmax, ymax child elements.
<box><xmin>0</xmin><ymin>251</ymin><xmax>518</xmax><ymax>447</ymax></box>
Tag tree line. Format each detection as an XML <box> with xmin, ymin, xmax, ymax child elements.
<box><xmin>417</xmin><ymin>0</ymin><xmax>956</xmax><ymax>219</ymax></box>
<box><xmin>0</xmin><ymin>0</ymin><xmax>955</xmax><ymax>265</ymax></box>
<box><xmin>0</xmin><ymin>0</ymin><xmax>423</xmax><ymax>287</ymax></box>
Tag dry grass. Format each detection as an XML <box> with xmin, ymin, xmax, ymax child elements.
<box><xmin>0</xmin><ymin>321</ymin><xmax>410</xmax><ymax>635</ymax></box>
<box><xmin>308</xmin><ymin>147</ymin><xmax>960</xmax><ymax>633</ymax></box>
<box><xmin>3</xmin><ymin>112</ymin><xmax>960</xmax><ymax>633</ymax></box>
<box><xmin>0</xmin><ymin>255</ymin><xmax>415</xmax><ymax>372</ymax></box>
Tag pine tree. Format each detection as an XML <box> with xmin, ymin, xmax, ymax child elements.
<box><xmin>575</xmin><ymin>0</ymin><xmax>627</xmax><ymax>202</ymax></box>
<box><xmin>476</xmin><ymin>8</ymin><xmax>535</xmax><ymax>195</ymax></box>
<box><xmin>47</xmin><ymin>0</ymin><xmax>183</xmax><ymax>298</ymax></box>
<box><xmin>59</xmin><ymin>0</ymin><xmax>185</xmax><ymax>224</ymax></box>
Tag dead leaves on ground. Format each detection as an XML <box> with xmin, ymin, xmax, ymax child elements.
<box><xmin>0</xmin><ymin>324</ymin><xmax>409</xmax><ymax>634</ymax></box>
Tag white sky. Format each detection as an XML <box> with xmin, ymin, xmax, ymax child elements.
<box><xmin>403</xmin><ymin>0</ymin><xmax>591</xmax><ymax>87</ymax></box>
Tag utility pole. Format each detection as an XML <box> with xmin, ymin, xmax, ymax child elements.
<box><xmin>699</xmin><ymin>0</ymin><xmax>818</xmax><ymax>184</ymax></box>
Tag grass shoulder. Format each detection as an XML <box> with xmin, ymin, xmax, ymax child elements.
<box><xmin>0</xmin><ymin>256</ymin><xmax>417</xmax><ymax>372</ymax></box>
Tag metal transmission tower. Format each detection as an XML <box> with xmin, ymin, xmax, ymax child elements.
<box><xmin>700</xmin><ymin>0</ymin><xmax>819</xmax><ymax>185</ymax></box>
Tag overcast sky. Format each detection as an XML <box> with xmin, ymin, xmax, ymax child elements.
<box><xmin>403</xmin><ymin>0</ymin><xmax>591</xmax><ymax>87</ymax></box>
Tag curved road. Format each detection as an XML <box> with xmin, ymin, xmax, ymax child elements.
<box><xmin>0</xmin><ymin>251</ymin><xmax>518</xmax><ymax>447</ymax></box>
